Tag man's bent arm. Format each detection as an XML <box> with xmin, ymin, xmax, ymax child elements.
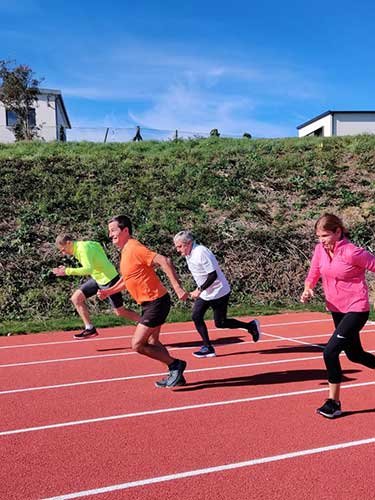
<box><xmin>97</xmin><ymin>277</ymin><xmax>126</xmax><ymax>300</ymax></box>
<box><xmin>65</xmin><ymin>247</ymin><xmax>94</xmax><ymax>277</ymax></box>
<box><xmin>153</xmin><ymin>254</ymin><xmax>188</xmax><ymax>300</ymax></box>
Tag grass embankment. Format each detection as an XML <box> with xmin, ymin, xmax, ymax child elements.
<box><xmin>1</xmin><ymin>135</ymin><xmax>375</xmax><ymax>334</ymax></box>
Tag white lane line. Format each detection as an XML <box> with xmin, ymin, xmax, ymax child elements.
<box><xmin>42</xmin><ymin>436</ymin><xmax>375</xmax><ymax>499</ymax></box>
<box><xmin>1</xmin><ymin>329</ymin><xmax>373</xmax><ymax>373</ymax></box>
<box><xmin>0</xmin><ymin>353</ymin><xmax>328</xmax><ymax>395</ymax></box>
<box><xmin>2</xmin><ymin>381</ymin><xmax>374</xmax><ymax>437</ymax></box>
<box><xmin>0</xmin><ymin>318</ymin><xmax>334</xmax><ymax>350</ymax></box>
<box><xmin>0</xmin><ymin>342</ymin><xmax>252</xmax><ymax>368</ymax></box>
<box><xmin>1</xmin><ymin>321</ymin><xmax>372</xmax><ymax>358</ymax></box>
<box><xmin>0</xmin><ymin>326</ymin><xmax>340</xmax><ymax>368</ymax></box>
<box><xmin>3</xmin><ymin>329</ymin><xmax>373</xmax><ymax>369</ymax></box>
<box><xmin>263</xmin><ymin>329</ymin><xmax>375</xmax><ymax>350</ymax></box>
<box><xmin>0</xmin><ymin>351</ymin><xmax>135</xmax><ymax>368</ymax></box>
<box><xmin>0</xmin><ymin>329</ymin><xmax>199</xmax><ymax>350</ymax></box>
<box><xmin>262</xmin><ymin>331</ymin><xmax>324</xmax><ymax>349</ymax></box>
<box><xmin>0</xmin><ymin>334</ymin><xmax>324</xmax><ymax>369</ymax></box>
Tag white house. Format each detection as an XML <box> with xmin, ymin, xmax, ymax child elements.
<box><xmin>297</xmin><ymin>110</ymin><xmax>375</xmax><ymax>138</ymax></box>
<box><xmin>0</xmin><ymin>88</ymin><xmax>71</xmax><ymax>143</ymax></box>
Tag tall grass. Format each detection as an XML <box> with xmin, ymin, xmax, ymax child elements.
<box><xmin>1</xmin><ymin>135</ymin><xmax>375</xmax><ymax>330</ymax></box>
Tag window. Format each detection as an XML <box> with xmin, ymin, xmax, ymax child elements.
<box><xmin>6</xmin><ymin>108</ymin><xmax>36</xmax><ymax>128</ymax></box>
<box><xmin>27</xmin><ymin>108</ymin><xmax>36</xmax><ymax>127</ymax></box>
<box><xmin>5</xmin><ymin>110</ymin><xmax>17</xmax><ymax>127</ymax></box>
<box><xmin>59</xmin><ymin>125</ymin><xmax>66</xmax><ymax>142</ymax></box>
<box><xmin>306</xmin><ymin>126</ymin><xmax>323</xmax><ymax>137</ymax></box>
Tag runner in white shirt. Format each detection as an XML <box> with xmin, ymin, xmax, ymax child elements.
<box><xmin>174</xmin><ymin>231</ymin><xmax>261</xmax><ymax>358</ymax></box>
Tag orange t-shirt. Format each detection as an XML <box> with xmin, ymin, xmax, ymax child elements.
<box><xmin>120</xmin><ymin>239</ymin><xmax>167</xmax><ymax>304</ymax></box>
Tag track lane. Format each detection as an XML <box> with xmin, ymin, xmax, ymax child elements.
<box><xmin>2</xmin><ymin>312</ymin><xmax>374</xmax><ymax>499</ymax></box>
<box><xmin>1</xmin><ymin>384</ymin><xmax>374</xmax><ymax>500</ymax></box>
<box><xmin>74</xmin><ymin>443</ymin><xmax>374</xmax><ymax>500</ymax></box>
<box><xmin>1</xmin><ymin>352</ymin><xmax>374</xmax><ymax>433</ymax></box>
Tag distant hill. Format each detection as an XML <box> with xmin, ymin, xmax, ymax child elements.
<box><xmin>1</xmin><ymin>135</ymin><xmax>375</xmax><ymax>321</ymax></box>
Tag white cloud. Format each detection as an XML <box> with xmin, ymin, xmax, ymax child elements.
<box><xmin>128</xmin><ymin>81</ymin><xmax>291</xmax><ymax>138</ymax></box>
<box><xmin>44</xmin><ymin>36</ymin><xmax>321</xmax><ymax>138</ymax></box>
<box><xmin>52</xmin><ymin>36</ymin><xmax>319</xmax><ymax>101</ymax></box>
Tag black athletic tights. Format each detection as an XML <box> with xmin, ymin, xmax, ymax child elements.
<box><xmin>324</xmin><ymin>311</ymin><xmax>375</xmax><ymax>383</ymax></box>
<box><xmin>192</xmin><ymin>293</ymin><xmax>249</xmax><ymax>346</ymax></box>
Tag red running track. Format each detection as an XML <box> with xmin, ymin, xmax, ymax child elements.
<box><xmin>0</xmin><ymin>311</ymin><xmax>374</xmax><ymax>499</ymax></box>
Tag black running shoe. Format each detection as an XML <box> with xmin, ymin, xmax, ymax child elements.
<box><xmin>155</xmin><ymin>375</ymin><xmax>187</xmax><ymax>388</ymax></box>
<box><xmin>74</xmin><ymin>327</ymin><xmax>98</xmax><ymax>339</ymax></box>
<box><xmin>248</xmin><ymin>319</ymin><xmax>261</xmax><ymax>342</ymax></box>
<box><xmin>193</xmin><ymin>345</ymin><xmax>216</xmax><ymax>358</ymax></box>
<box><xmin>165</xmin><ymin>359</ymin><xmax>187</xmax><ymax>387</ymax></box>
<box><xmin>316</xmin><ymin>399</ymin><xmax>342</xmax><ymax>418</ymax></box>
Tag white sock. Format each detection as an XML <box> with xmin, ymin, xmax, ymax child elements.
<box><xmin>85</xmin><ymin>324</ymin><xmax>94</xmax><ymax>330</ymax></box>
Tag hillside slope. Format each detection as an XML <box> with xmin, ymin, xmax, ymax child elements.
<box><xmin>1</xmin><ymin>135</ymin><xmax>375</xmax><ymax>321</ymax></box>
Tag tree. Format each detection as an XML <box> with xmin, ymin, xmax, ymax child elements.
<box><xmin>210</xmin><ymin>128</ymin><xmax>220</xmax><ymax>137</ymax></box>
<box><xmin>0</xmin><ymin>60</ymin><xmax>43</xmax><ymax>141</ymax></box>
<box><xmin>243</xmin><ymin>132</ymin><xmax>252</xmax><ymax>139</ymax></box>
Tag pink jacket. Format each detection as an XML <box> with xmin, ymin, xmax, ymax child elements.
<box><xmin>306</xmin><ymin>239</ymin><xmax>375</xmax><ymax>313</ymax></box>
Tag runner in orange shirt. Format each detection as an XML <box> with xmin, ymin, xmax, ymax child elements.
<box><xmin>98</xmin><ymin>215</ymin><xmax>188</xmax><ymax>388</ymax></box>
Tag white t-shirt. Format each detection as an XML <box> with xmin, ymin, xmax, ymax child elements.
<box><xmin>186</xmin><ymin>243</ymin><xmax>231</xmax><ymax>301</ymax></box>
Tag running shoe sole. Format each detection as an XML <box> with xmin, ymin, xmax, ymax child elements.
<box><xmin>316</xmin><ymin>409</ymin><xmax>342</xmax><ymax>418</ymax></box>
<box><xmin>73</xmin><ymin>332</ymin><xmax>98</xmax><ymax>339</ymax></box>
<box><xmin>192</xmin><ymin>352</ymin><xmax>216</xmax><ymax>358</ymax></box>
<box><xmin>155</xmin><ymin>375</ymin><xmax>186</xmax><ymax>388</ymax></box>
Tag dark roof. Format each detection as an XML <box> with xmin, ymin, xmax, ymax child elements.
<box><xmin>39</xmin><ymin>88</ymin><xmax>71</xmax><ymax>129</ymax></box>
<box><xmin>297</xmin><ymin>110</ymin><xmax>375</xmax><ymax>130</ymax></box>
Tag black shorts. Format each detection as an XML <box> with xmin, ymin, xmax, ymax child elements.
<box><xmin>140</xmin><ymin>293</ymin><xmax>171</xmax><ymax>328</ymax></box>
<box><xmin>80</xmin><ymin>275</ymin><xmax>124</xmax><ymax>309</ymax></box>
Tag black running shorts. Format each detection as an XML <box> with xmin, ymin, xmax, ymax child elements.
<box><xmin>80</xmin><ymin>275</ymin><xmax>124</xmax><ymax>309</ymax></box>
<box><xmin>140</xmin><ymin>293</ymin><xmax>171</xmax><ymax>328</ymax></box>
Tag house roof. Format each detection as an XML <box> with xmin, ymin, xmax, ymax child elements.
<box><xmin>297</xmin><ymin>110</ymin><xmax>375</xmax><ymax>130</ymax></box>
<box><xmin>39</xmin><ymin>88</ymin><xmax>71</xmax><ymax>129</ymax></box>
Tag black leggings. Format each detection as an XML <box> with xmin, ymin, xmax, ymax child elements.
<box><xmin>192</xmin><ymin>293</ymin><xmax>249</xmax><ymax>346</ymax></box>
<box><xmin>324</xmin><ymin>311</ymin><xmax>375</xmax><ymax>383</ymax></box>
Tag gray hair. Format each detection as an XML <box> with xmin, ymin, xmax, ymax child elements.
<box><xmin>55</xmin><ymin>234</ymin><xmax>74</xmax><ymax>246</ymax></box>
<box><xmin>173</xmin><ymin>230</ymin><xmax>195</xmax><ymax>244</ymax></box>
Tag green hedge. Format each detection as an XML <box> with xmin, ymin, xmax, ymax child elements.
<box><xmin>1</xmin><ymin>135</ymin><xmax>375</xmax><ymax>321</ymax></box>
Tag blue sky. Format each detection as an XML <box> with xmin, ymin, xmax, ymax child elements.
<box><xmin>1</xmin><ymin>0</ymin><xmax>375</xmax><ymax>137</ymax></box>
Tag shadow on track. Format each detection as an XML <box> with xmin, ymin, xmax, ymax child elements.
<box><xmin>165</xmin><ymin>336</ymin><xmax>245</xmax><ymax>349</ymax></box>
<box><xmin>340</xmin><ymin>408</ymin><xmax>375</xmax><ymax>418</ymax></box>
<box><xmin>96</xmin><ymin>346</ymin><xmax>132</xmax><ymax>352</ymax></box>
<box><xmin>175</xmin><ymin>369</ymin><xmax>360</xmax><ymax>392</ymax></box>
<box><xmin>96</xmin><ymin>336</ymin><xmax>245</xmax><ymax>352</ymax></box>
<box><xmin>216</xmin><ymin>343</ymin><xmax>325</xmax><ymax>358</ymax></box>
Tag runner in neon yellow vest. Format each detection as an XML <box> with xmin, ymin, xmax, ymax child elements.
<box><xmin>53</xmin><ymin>234</ymin><xmax>140</xmax><ymax>339</ymax></box>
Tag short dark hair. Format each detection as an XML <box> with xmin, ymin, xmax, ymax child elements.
<box><xmin>109</xmin><ymin>215</ymin><xmax>133</xmax><ymax>235</ymax></box>
<box><xmin>55</xmin><ymin>234</ymin><xmax>74</xmax><ymax>246</ymax></box>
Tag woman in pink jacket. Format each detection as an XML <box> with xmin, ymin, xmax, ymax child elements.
<box><xmin>301</xmin><ymin>213</ymin><xmax>375</xmax><ymax>418</ymax></box>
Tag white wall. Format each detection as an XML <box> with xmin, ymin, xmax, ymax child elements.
<box><xmin>0</xmin><ymin>102</ymin><xmax>16</xmax><ymax>143</ymax></box>
<box><xmin>0</xmin><ymin>93</ymin><xmax>68</xmax><ymax>143</ymax></box>
<box><xmin>333</xmin><ymin>113</ymin><xmax>375</xmax><ymax>135</ymax></box>
<box><xmin>36</xmin><ymin>94</ymin><xmax>59</xmax><ymax>141</ymax></box>
<box><xmin>298</xmin><ymin>114</ymin><xmax>332</xmax><ymax>138</ymax></box>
